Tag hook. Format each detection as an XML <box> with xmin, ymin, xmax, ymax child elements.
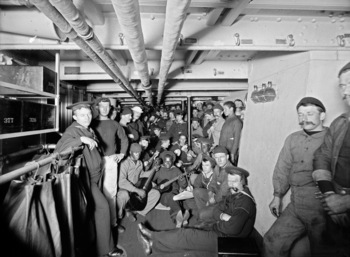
<box><xmin>234</xmin><ymin>33</ymin><xmax>240</xmax><ymax>46</ymax></box>
<box><xmin>336</xmin><ymin>35</ymin><xmax>345</xmax><ymax>47</ymax></box>
<box><xmin>287</xmin><ymin>34</ymin><xmax>295</xmax><ymax>46</ymax></box>
<box><xmin>179</xmin><ymin>34</ymin><xmax>184</xmax><ymax>46</ymax></box>
<box><xmin>119</xmin><ymin>33</ymin><xmax>124</xmax><ymax>46</ymax></box>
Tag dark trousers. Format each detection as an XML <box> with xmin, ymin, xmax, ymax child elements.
<box><xmin>160</xmin><ymin>191</ymin><xmax>182</xmax><ymax>220</ymax></box>
<box><xmin>193</xmin><ymin>187</ymin><xmax>209</xmax><ymax>210</ymax></box>
<box><xmin>152</xmin><ymin>228</ymin><xmax>218</xmax><ymax>255</ymax></box>
<box><xmin>90</xmin><ymin>182</ymin><xmax>114</xmax><ymax>256</ymax></box>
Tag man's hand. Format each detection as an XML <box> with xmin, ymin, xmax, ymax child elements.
<box><xmin>230</xmin><ymin>154</ymin><xmax>235</xmax><ymax>163</ymax></box>
<box><xmin>136</xmin><ymin>189</ymin><xmax>146</xmax><ymax>199</ymax></box>
<box><xmin>80</xmin><ymin>136</ymin><xmax>98</xmax><ymax>150</ymax></box>
<box><xmin>269</xmin><ymin>196</ymin><xmax>282</xmax><ymax>218</ymax></box>
<box><xmin>220</xmin><ymin>213</ymin><xmax>231</xmax><ymax>221</ymax></box>
<box><xmin>320</xmin><ymin>193</ymin><xmax>350</xmax><ymax>215</ymax></box>
<box><xmin>114</xmin><ymin>153</ymin><xmax>125</xmax><ymax>163</ymax></box>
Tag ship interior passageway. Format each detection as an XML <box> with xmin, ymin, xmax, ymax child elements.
<box><xmin>0</xmin><ymin>0</ymin><xmax>350</xmax><ymax>257</ymax></box>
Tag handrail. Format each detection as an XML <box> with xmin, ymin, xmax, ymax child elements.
<box><xmin>0</xmin><ymin>144</ymin><xmax>57</xmax><ymax>161</ymax></box>
<box><xmin>0</xmin><ymin>145</ymin><xmax>83</xmax><ymax>185</ymax></box>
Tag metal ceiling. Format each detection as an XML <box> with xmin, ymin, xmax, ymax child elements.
<box><xmin>0</xmin><ymin>0</ymin><xmax>349</xmax><ymax>105</ymax></box>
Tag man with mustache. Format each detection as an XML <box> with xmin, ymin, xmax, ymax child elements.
<box><xmin>312</xmin><ymin>62</ymin><xmax>350</xmax><ymax>256</ymax></box>
<box><xmin>263</xmin><ymin>97</ymin><xmax>328</xmax><ymax>257</ymax></box>
<box><xmin>136</xmin><ymin>166</ymin><xmax>256</xmax><ymax>256</ymax></box>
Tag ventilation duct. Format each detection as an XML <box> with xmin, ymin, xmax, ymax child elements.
<box><xmin>28</xmin><ymin>0</ymin><xmax>145</xmax><ymax>106</ymax></box>
<box><xmin>156</xmin><ymin>0</ymin><xmax>191</xmax><ymax>105</ymax></box>
<box><xmin>111</xmin><ymin>0</ymin><xmax>152</xmax><ymax>105</ymax></box>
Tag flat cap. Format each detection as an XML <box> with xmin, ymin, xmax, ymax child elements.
<box><xmin>197</xmin><ymin>137</ymin><xmax>212</xmax><ymax>145</ymax></box>
<box><xmin>225</xmin><ymin>166</ymin><xmax>250</xmax><ymax>178</ymax></box>
<box><xmin>152</xmin><ymin>125</ymin><xmax>161</xmax><ymax>131</ymax></box>
<box><xmin>131</xmin><ymin>106</ymin><xmax>143</xmax><ymax>113</ymax></box>
<box><xmin>121</xmin><ymin>107</ymin><xmax>133</xmax><ymax>116</ymax></box>
<box><xmin>67</xmin><ymin>101</ymin><xmax>94</xmax><ymax>112</ymax></box>
<box><xmin>205</xmin><ymin>109</ymin><xmax>213</xmax><ymax>115</ymax></box>
<box><xmin>95</xmin><ymin>97</ymin><xmax>111</xmax><ymax>105</ymax></box>
<box><xmin>212</xmin><ymin>145</ymin><xmax>228</xmax><ymax>155</ymax></box>
<box><xmin>202</xmin><ymin>156</ymin><xmax>216</xmax><ymax>167</ymax></box>
<box><xmin>130</xmin><ymin>143</ymin><xmax>142</xmax><ymax>153</ymax></box>
<box><xmin>338</xmin><ymin>62</ymin><xmax>350</xmax><ymax>77</ymax></box>
<box><xmin>213</xmin><ymin>103</ymin><xmax>223</xmax><ymax>111</ymax></box>
<box><xmin>296</xmin><ymin>97</ymin><xmax>326</xmax><ymax>112</ymax></box>
<box><xmin>174</xmin><ymin>109</ymin><xmax>184</xmax><ymax>115</ymax></box>
<box><xmin>140</xmin><ymin>135</ymin><xmax>150</xmax><ymax>141</ymax></box>
<box><xmin>206</xmin><ymin>102</ymin><xmax>214</xmax><ymax>107</ymax></box>
<box><xmin>159</xmin><ymin>134</ymin><xmax>170</xmax><ymax>141</ymax></box>
<box><xmin>160</xmin><ymin>151</ymin><xmax>176</xmax><ymax>162</ymax></box>
<box><xmin>191</xmin><ymin>117</ymin><xmax>200</xmax><ymax>122</ymax></box>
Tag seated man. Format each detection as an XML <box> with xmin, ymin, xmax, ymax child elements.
<box><xmin>155</xmin><ymin>134</ymin><xmax>171</xmax><ymax>154</ymax></box>
<box><xmin>137</xmin><ymin>166</ymin><xmax>256</xmax><ymax>255</ymax></box>
<box><xmin>192</xmin><ymin>157</ymin><xmax>216</xmax><ymax>210</ymax></box>
<box><xmin>170</xmin><ymin>134</ymin><xmax>190</xmax><ymax>167</ymax></box>
<box><xmin>197</xmin><ymin>146</ymin><xmax>234</xmax><ymax>223</ymax></box>
<box><xmin>187</xmin><ymin>137</ymin><xmax>212</xmax><ymax>172</ymax></box>
<box><xmin>117</xmin><ymin>143</ymin><xmax>160</xmax><ymax>224</ymax></box>
<box><xmin>153</xmin><ymin>151</ymin><xmax>189</xmax><ymax>228</ymax></box>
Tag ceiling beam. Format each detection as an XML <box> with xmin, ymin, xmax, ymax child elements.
<box><xmin>206</xmin><ymin>8</ymin><xmax>224</xmax><ymax>26</ymax></box>
<box><xmin>221</xmin><ymin>0</ymin><xmax>251</xmax><ymax>26</ymax></box>
<box><xmin>103</xmin><ymin>91</ymin><xmax>237</xmax><ymax>98</ymax></box>
<box><xmin>107</xmin><ymin>50</ymin><xmax>128</xmax><ymax>66</ymax></box>
<box><xmin>193</xmin><ymin>50</ymin><xmax>210</xmax><ymax>65</ymax></box>
<box><xmin>185</xmin><ymin>50</ymin><xmax>198</xmax><ymax>65</ymax></box>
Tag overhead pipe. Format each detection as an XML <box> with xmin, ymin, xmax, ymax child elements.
<box><xmin>47</xmin><ymin>0</ymin><xmax>146</xmax><ymax>106</ymax></box>
<box><xmin>156</xmin><ymin>0</ymin><xmax>191</xmax><ymax>105</ymax></box>
<box><xmin>28</xmin><ymin>0</ymin><xmax>145</xmax><ymax>105</ymax></box>
<box><xmin>111</xmin><ymin>0</ymin><xmax>153</xmax><ymax>105</ymax></box>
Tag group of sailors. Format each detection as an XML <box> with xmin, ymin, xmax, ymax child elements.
<box><xmin>55</xmin><ymin>96</ymin><xmax>252</xmax><ymax>257</ymax></box>
<box><xmin>54</xmin><ymin>61</ymin><xmax>350</xmax><ymax>257</ymax></box>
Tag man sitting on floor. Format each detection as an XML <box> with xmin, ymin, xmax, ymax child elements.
<box><xmin>117</xmin><ymin>143</ymin><xmax>160</xmax><ymax>226</ymax></box>
<box><xmin>137</xmin><ymin>166</ymin><xmax>256</xmax><ymax>256</ymax></box>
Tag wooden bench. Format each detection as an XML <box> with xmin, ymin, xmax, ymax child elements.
<box><xmin>218</xmin><ymin>237</ymin><xmax>260</xmax><ymax>257</ymax></box>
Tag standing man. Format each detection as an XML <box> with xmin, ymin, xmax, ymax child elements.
<box><xmin>128</xmin><ymin>106</ymin><xmax>144</xmax><ymax>142</ymax></box>
<box><xmin>312</xmin><ymin>62</ymin><xmax>350</xmax><ymax>256</ymax></box>
<box><xmin>191</xmin><ymin>117</ymin><xmax>204</xmax><ymax>138</ymax></box>
<box><xmin>202</xmin><ymin>109</ymin><xmax>216</xmax><ymax>139</ymax></box>
<box><xmin>117</xmin><ymin>143</ymin><xmax>160</xmax><ymax>223</ymax></box>
<box><xmin>208</xmin><ymin>104</ymin><xmax>225</xmax><ymax>146</ymax></box>
<box><xmin>137</xmin><ymin>166</ymin><xmax>256</xmax><ymax>256</ymax></box>
<box><xmin>55</xmin><ymin>101</ymin><xmax>124</xmax><ymax>257</ymax></box>
<box><xmin>119</xmin><ymin>107</ymin><xmax>133</xmax><ymax>141</ymax></box>
<box><xmin>219</xmin><ymin>101</ymin><xmax>243</xmax><ymax>165</ymax></box>
<box><xmin>91</xmin><ymin>98</ymin><xmax>128</xmax><ymax>233</ymax></box>
<box><xmin>167</xmin><ymin>110</ymin><xmax>188</xmax><ymax>143</ymax></box>
<box><xmin>263</xmin><ymin>97</ymin><xmax>328</xmax><ymax>257</ymax></box>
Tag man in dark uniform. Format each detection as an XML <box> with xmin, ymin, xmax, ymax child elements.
<box><xmin>167</xmin><ymin>110</ymin><xmax>188</xmax><ymax>143</ymax></box>
<box><xmin>91</xmin><ymin>98</ymin><xmax>128</xmax><ymax>232</ymax></box>
<box><xmin>312</xmin><ymin>62</ymin><xmax>350</xmax><ymax>256</ymax></box>
<box><xmin>197</xmin><ymin>145</ymin><xmax>234</xmax><ymax>223</ymax></box>
<box><xmin>55</xmin><ymin>101</ymin><xmax>124</xmax><ymax>257</ymax></box>
<box><xmin>153</xmin><ymin>151</ymin><xmax>189</xmax><ymax>228</ymax></box>
<box><xmin>219</xmin><ymin>101</ymin><xmax>243</xmax><ymax>165</ymax></box>
<box><xmin>137</xmin><ymin>166</ymin><xmax>256</xmax><ymax>256</ymax></box>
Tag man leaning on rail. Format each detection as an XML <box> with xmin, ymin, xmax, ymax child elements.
<box><xmin>55</xmin><ymin>101</ymin><xmax>125</xmax><ymax>257</ymax></box>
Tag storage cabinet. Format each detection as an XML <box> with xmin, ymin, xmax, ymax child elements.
<box><xmin>0</xmin><ymin>66</ymin><xmax>59</xmax><ymax>140</ymax></box>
